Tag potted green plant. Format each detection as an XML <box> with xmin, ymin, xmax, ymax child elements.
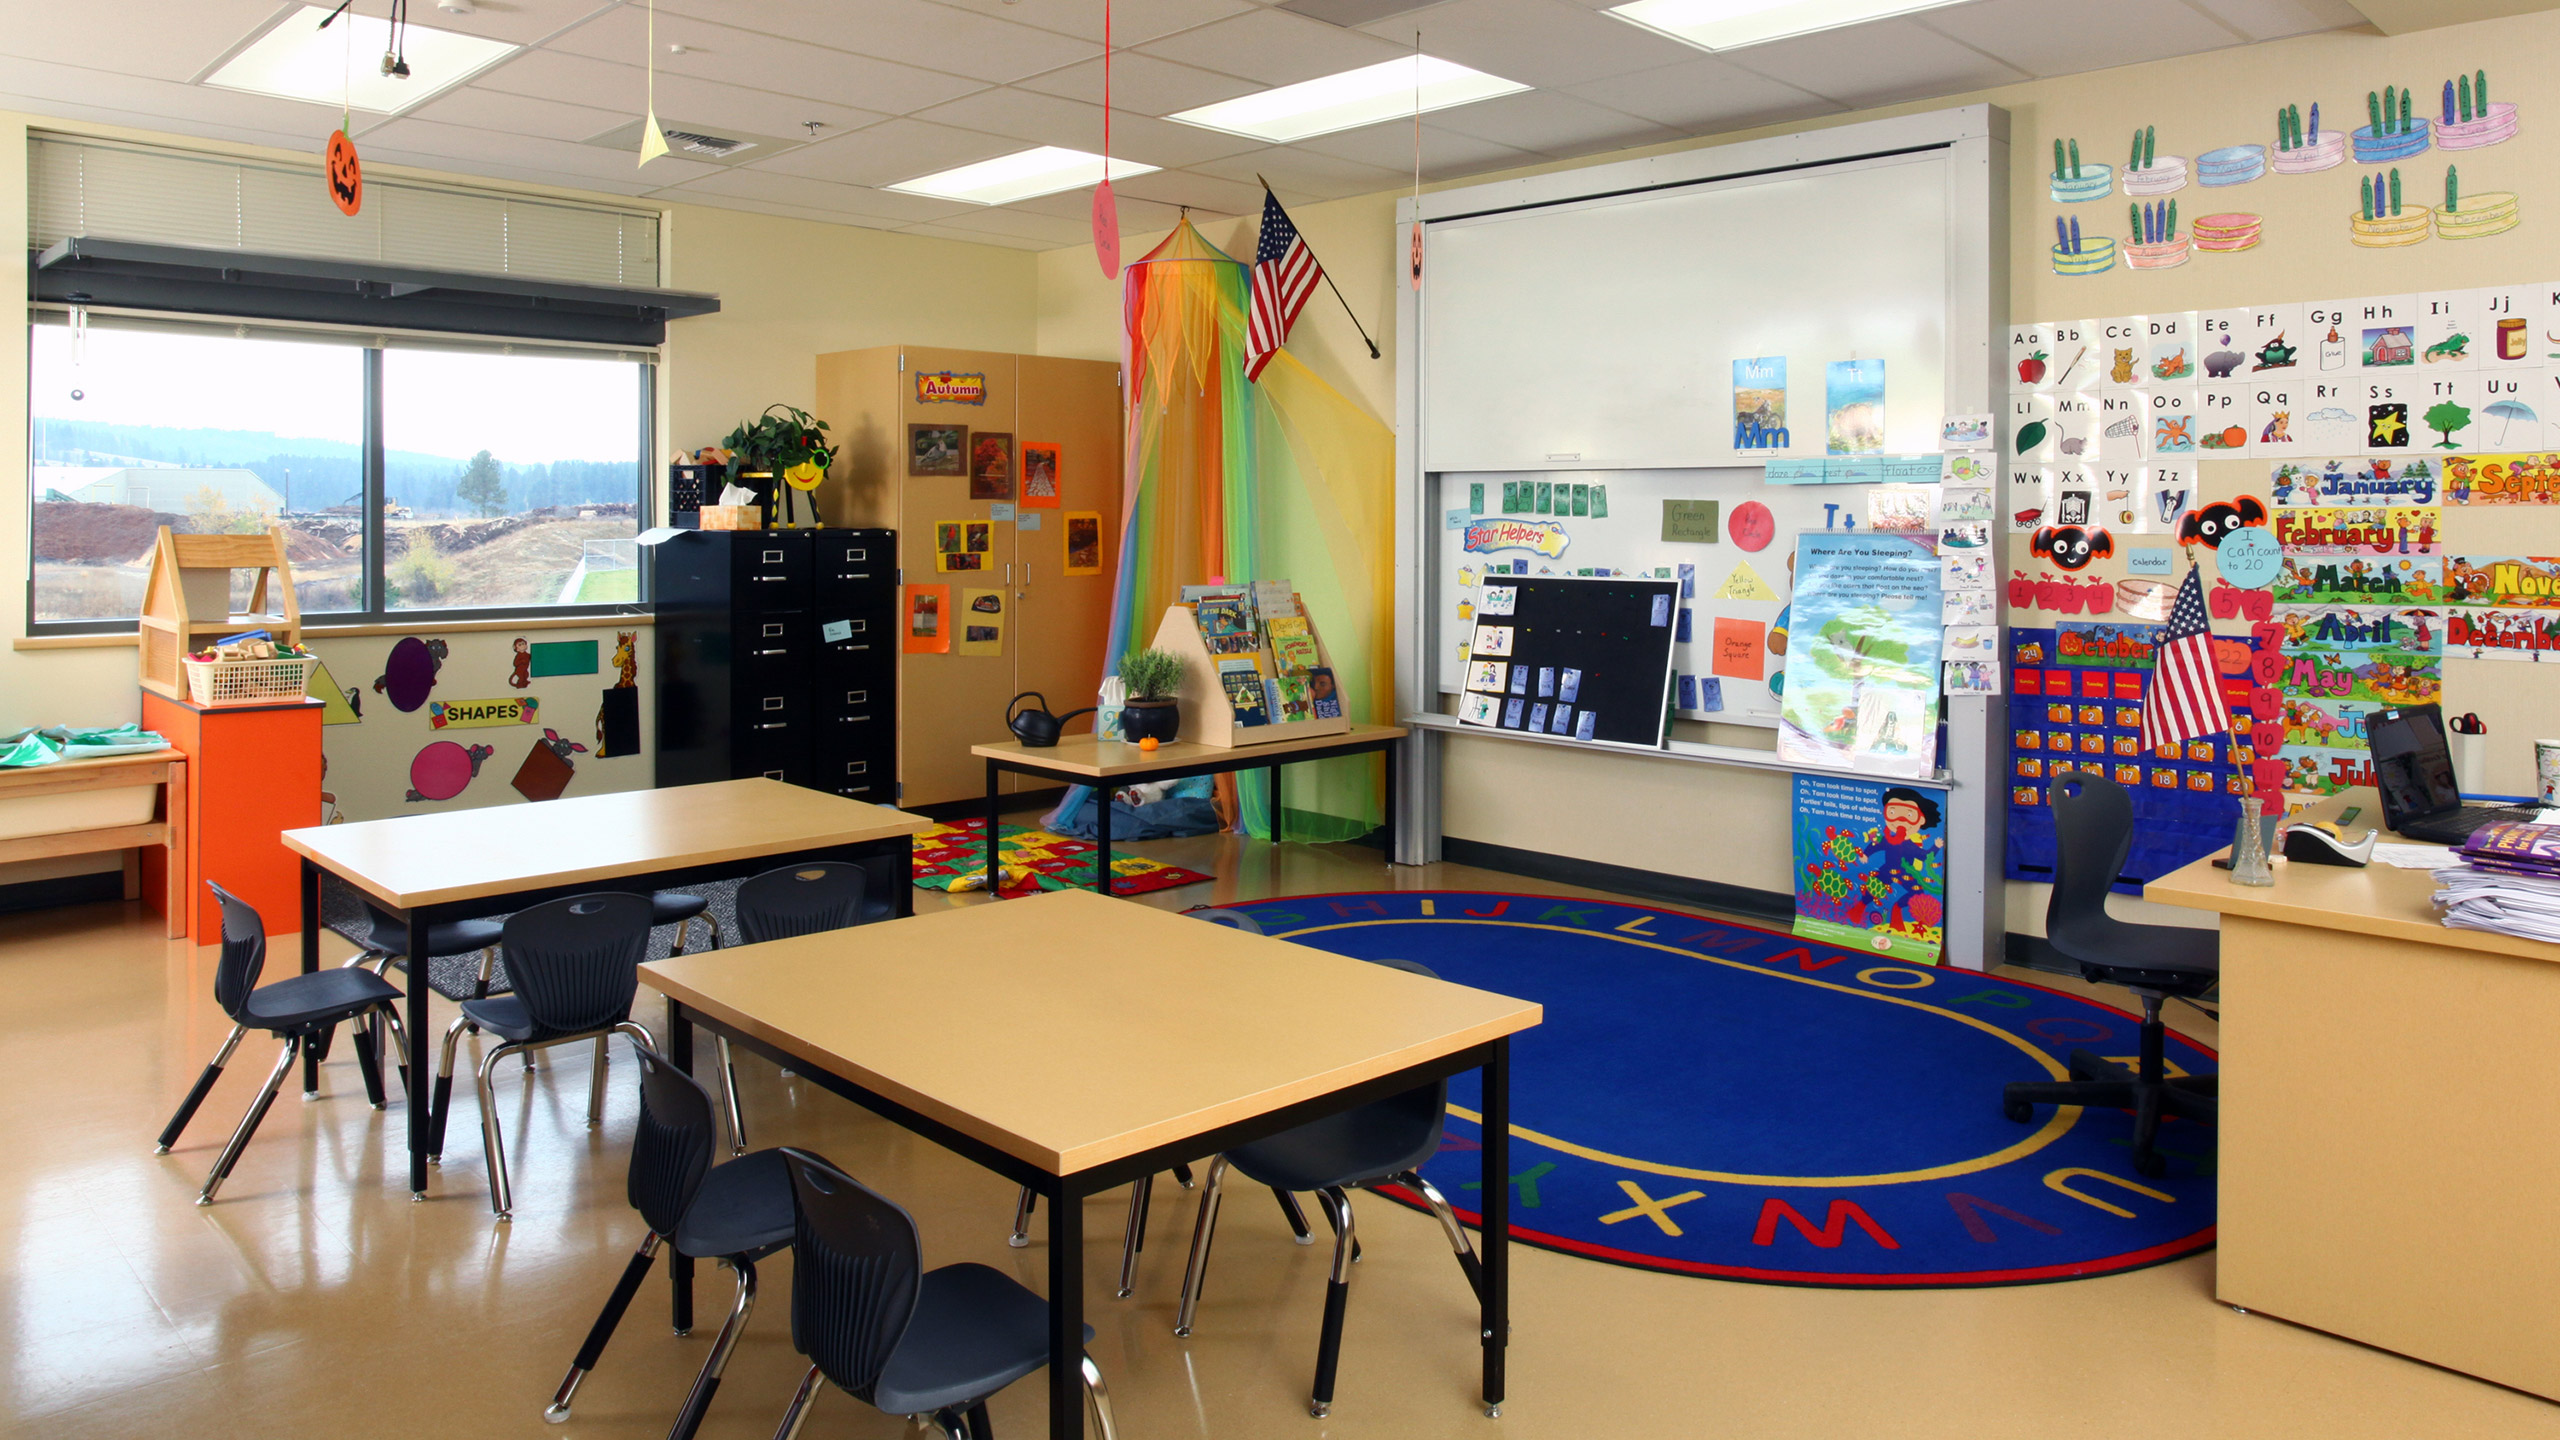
<box><xmin>720</xmin><ymin>404</ymin><xmax>838</xmax><ymax>527</ymax></box>
<box><xmin>1117</xmin><ymin>646</ymin><xmax>1184</xmax><ymax>742</ymax></box>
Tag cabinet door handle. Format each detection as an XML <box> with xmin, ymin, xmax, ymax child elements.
<box><xmin>837</xmin><ymin>572</ymin><xmax>869</xmax><ymax>580</ymax></box>
<box><xmin>751</xmin><ymin>575</ymin><xmax>785</xmax><ymax>583</ymax></box>
<box><xmin>756</xmin><ymin>647</ymin><xmax>788</xmax><ymax>656</ymax></box>
<box><xmin>754</xmin><ymin>721</ymin><xmax>790</xmax><ymax>731</ymax></box>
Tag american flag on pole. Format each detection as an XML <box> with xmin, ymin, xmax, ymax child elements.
<box><xmin>1245</xmin><ymin>189</ymin><xmax>1320</xmax><ymax>381</ymax></box>
<box><xmin>2139</xmin><ymin>563</ymin><xmax>2232</xmax><ymax>751</ymax></box>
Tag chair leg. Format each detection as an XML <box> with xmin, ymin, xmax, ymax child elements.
<box><xmin>672</xmin><ymin>916</ymin><xmax>691</xmax><ymax>957</ymax></box>
<box><xmin>1400</xmin><ymin>1171</ymin><xmax>1486</xmax><ymax>1300</ymax></box>
<box><xmin>157</xmin><ymin>1023</ymin><xmax>247</xmax><ymax>1152</ymax></box>
<box><xmin>933</xmin><ymin>1408</ymin><xmax>970</xmax><ymax>1440</ymax></box>
<box><xmin>473</xmin><ymin>947</ymin><xmax>497</xmax><ymax>1001</ymax></box>
<box><xmin>964</xmin><ymin>1400</ymin><xmax>993</xmax><ymax>1440</ymax></box>
<box><xmin>1171</xmin><ymin>1161</ymin><xmax>1195</xmax><ymax>1189</ymax></box>
<box><xmin>197</xmin><ymin>1036</ymin><xmax>300</xmax><ymax>1205</ymax></box>
<box><xmin>430</xmin><ymin>1015</ymin><xmax>474</xmax><ymax>1162</ymax></box>
<box><xmin>716</xmin><ymin>1037</ymin><xmax>747</xmax><ymax>1157</ymax></box>
<box><xmin>1080</xmin><ymin>1355</ymin><xmax>1120</xmax><ymax>1440</ymax></box>
<box><xmin>671</xmin><ymin>1250</ymin><xmax>695</xmax><ymax>1336</ymax></box>
<box><xmin>1308</xmin><ymin>1186</ymin><xmax>1356</xmax><ymax>1418</ymax></box>
<box><xmin>477</xmin><ymin>1041</ymin><xmax>521</xmax><ymax>1220</ymax></box>
<box><xmin>771</xmin><ymin>1362</ymin><xmax>824</xmax><ymax>1440</ymax></box>
<box><xmin>545</xmin><ymin>1231</ymin><xmax>661</xmax><ymax>1422</ymax></box>
<box><xmin>380</xmin><ymin>1005</ymin><xmax>412</xmax><ymax>1099</ymax></box>
<box><xmin>668</xmin><ymin>1256</ymin><xmax>757</xmax><ymax>1440</ymax></box>
<box><xmin>1009</xmin><ymin>1185</ymin><xmax>1036</xmax><ymax>1248</ymax></box>
<box><xmin>587</xmin><ymin>1034</ymin><xmax>610</xmax><ymax>1129</ymax></box>
<box><xmin>1275</xmin><ymin>1187</ymin><xmax>1315</xmax><ymax>1245</ymax></box>
<box><xmin>350</xmin><ymin>1018</ymin><xmax>388</xmax><ymax>1110</ymax></box>
<box><xmin>1173</xmin><ymin>1155</ymin><xmax>1230</xmax><ymax>1338</ymax></box>
<box><xmin>1116</xmin><ymin>1173</ymin><xmax>1153</xmax><ymax>1298</ymax></box>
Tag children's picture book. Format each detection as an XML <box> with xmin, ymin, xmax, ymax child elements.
<box><xmin>1197</xmin><ymin>594</ymin><xmax>1255</xmax><ymax>637</ymax></box>
<box><xmin>1308</xmin><ymin>666</ymin><xmax>1343</xmax><ymax>718</ymax></box>
<box><xmin>1220</xmin><ymin>657</ymin><xmax>1270</xmax><ymax>725</ymax></box>
<box><xmin>1266</xmin><ymin>614</ymin><xmax>1321</xmax><ymax>674</ymax></box>
<box><xmin>1251</xmin><ymin>580</ymin><xmax>1299</xmax><ymax>618</ymax></box>
<box><xmin>1272</xmin><ymin>674</ymin><xmax>1313</xmax><ymax>722</ymax></box>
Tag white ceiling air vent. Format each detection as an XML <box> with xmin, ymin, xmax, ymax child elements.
<box><xmin>1277</xmin><ymin>0</ymin><xmax>1446</xmax><ymax>27</ymax></box>
<box><xmin>582</xmin><ymin>119</ymin><xmax>803</xmax><ymax>166</ymax></box>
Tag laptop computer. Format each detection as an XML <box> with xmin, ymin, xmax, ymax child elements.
<box><xmin>2368</xmin><ymin>703</ymin><xmax>2541</xmax><ymax>844</ymax></box>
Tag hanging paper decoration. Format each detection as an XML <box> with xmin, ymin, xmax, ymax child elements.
<box><xmin>1091</xmin><ymin>0</ymin><xmax>1121</xmax><ymax>279</ymax></box>
<box><xmin>640</xmin><ymin>0</ymin><xmax>669</xmax><ymax>164</ymax></box>
<box><xmin>326</xmin><ymin>128</ymin><xmax>363</xmax><ymax>216</ymax></box>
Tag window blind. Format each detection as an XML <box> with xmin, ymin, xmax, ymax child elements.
<box><xmin>29</xmin><ymin>133</ymin><xmax>661</xmax><ymax>289</ymax></box>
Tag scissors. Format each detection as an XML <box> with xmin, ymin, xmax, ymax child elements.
<box><xmin>2449</xmin><ymin>712</ymin><xmax>2486</xmax><ymax>735</ymax></box>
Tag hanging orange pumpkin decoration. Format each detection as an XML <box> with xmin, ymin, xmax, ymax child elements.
<box><xmin>325</xmin><ymin>128</ymin><xmax>363</xmax><ymax>216</ymax></box>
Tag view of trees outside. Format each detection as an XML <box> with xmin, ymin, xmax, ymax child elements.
<box><xmin>28</xmin><ymin>323</ymin><xmax>644</xmax><ymax>622</ymax></box>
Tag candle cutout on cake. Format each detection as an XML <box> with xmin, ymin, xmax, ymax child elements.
<box><xmin>2351</xmin><ymin>166</ymin><xmax>2429</xmax><ymax>247</ymax></box>
<box><xmin>2354</xmin><ymin>83</ymin><xmax>2432</xmax><ymax>163</ymax></box>
<box><xmin>2433</xmin><ymin>161</ymin><xmax>2520</xmax><ymax>240</ymax></box>
<box><xmin>2273</xmin><ymin>101</ymin><xmax>2343</xmax><ymax>173</ymax></box>
<box><xmin>2049</xmin><ymin>136</ymin><xmax>2113</xmax><ymax>202</ymax></box>
<box><xmin>2124</xmin><ymin>197</ymin><xmax>2189</xmax><ymax>268</ymax></box>
<box><xmin>2436</xmin><ymin>68</ymin><xmax>2518</xmax><ymax>150</ymax></box>
<box><xmin>2051</xmin><ymin>211</ymin><xmax>2116</xmax><ymax>275</ymax></box>
<box><xmin>2122</xmin><ymin>124</ymin><xmax>2187</xmax><ymax>195</ymax></box>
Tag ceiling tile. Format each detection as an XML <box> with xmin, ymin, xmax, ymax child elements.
<box><xmin>1720</xmin><ymin>17</ymin><xmax>2029</xmax><ymax>109</ymax></box>
<box><xmin>655</xmin><ymin>166</ymin><xmax>982</xmax><ymax>221</ymax></box>
<box><xmin>1358</xmin><ymin>0</ymin><xmax>1695</xmax><ymax>89</ymax></box>
<box><xmin>1108</xmin><ymin>167</ymin><xmax>1268</xmax><ymax>212</ymax></box>
<box><xmin>478</xmin><ymin>32</ymin><xmax>982</xmax><ymax>118</ymax></box>
<box><xmin>1422</xmin><ymin>89</ymin><xmax>1676</xmax><ymax>156</ymax></box>
<box><xmin>656</xmin><ymin>190</ymin><xmax>910</xmax><ymax>230</ymax></box>
<box><xmin>747</xmin><ymin>117</ymin><xmax>1029</xmax><ymax>187</ymax></box>
<box><xmin>933</xmin><ymin>0</ymin><xmax>1257</xmax><ymax>47</ymax></box>
<box><xmin>1012</xmin><ymin>186</ymin><xmax>1195</xmax><ymax>230</ymax></box>
<box><xmin>0</xmin><ymin>52</ymin><xmax>349</xmax><ymax>137</ymax></box>
<box><xmin>1189</xmin><ymin>144</ymin><xmax>1409</xmax><ymax>202</ymax></box>
<box><xmin>354</xmin><ymin>147</ymin><xmax>666</xmax><ymax>196</ymax></box>
<box><xmin>1138</xmin><ymin>8</ymin><xmax>1415</xmax><ymax>87</ymax></box>
<box><xmin>1294</xmin><ymin>121</ymin><xmax>1538</xmax><ymax>177</ymax></box>
<box><xmin>398</xmin><ymin>0</ymin><xmax>626</xmax><ymax>47</ymax></box>
<box><xmin>648</xmin><ymin>0</ymin><xmax>1096</xmax><ymax>84</ymax></box>
<box><xmin>2185</xmin><ymin>0</ymin><xmax>2370</xmax><ymax>40</ymax></box>
<box><xmin>1015</xmin><ymin>52</ymin><xmax>1266</xmax><ymax>112</ymax></box>
<box><xmin>643</xmin><ymin>75</ymin><xmax>895</xmax><ymax>139</ymax></box>
<box><xmin>893</xmin><ymin>221</ymin><xmax>1057</xmax><ymax>250</ymax></box>
<box><xmin>354</xmin><ymin>117</ymin><xmax>727</xmax><ymax>185</ymax></box>
<box><xmin>1559</xmin><ymin>54</ymin><xmax>1838</xmax><ymax>131</ymax></box>
<box><xmin>1916</xmin><ymin>0</ymin><xmax>2247</xmax><ymax>77</ymax></box>
<box><xmin>921</xmin><ymin>207</ymin><xmax>1099</xmax><ymax>243</ymax></box>
<box><xmin>396</xmin><ymin>88</ymin><xmax>631</xmax><ymax>145</ymax></box>
<box><xmin>0</xmin><ymin>1</ymin><xmax>293</xmax><ymax>84</ymax></box>
<box><xmin>914</xmin><ymin>88</ymin><xmax>1267</xmax><ymax>167</ymax></box>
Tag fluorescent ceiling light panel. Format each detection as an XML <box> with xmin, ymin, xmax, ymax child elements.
<box><xmin>205</xmin><ymin>5</ymin><xmax>519</xmax><ymax>114</ymax></box>
<box><xmin>1605</xmin><ymin>0</ymin><xmax>1965</xmax><ymax>51</ymax></box>
<box><xmin>886</xmin><ymin>147</ymin><xmax>1159</xmax><ymax>206</ymax></box>
<box><xmin>1168</xmin><ymin>56</ymin><xmax>1528</xmax><ymax>143</ymax></box>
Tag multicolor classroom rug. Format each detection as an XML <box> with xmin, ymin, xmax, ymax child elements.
<box><xmin>1230</xmin><ymin>891</ymin><xmax>2217</xmax><ymax>1288</ymax></box>
<box><xmin>910</xmin><ymin>819</ymin><xmax>1214</xmax><ymax>899</ymax></box>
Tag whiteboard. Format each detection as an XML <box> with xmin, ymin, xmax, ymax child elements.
<box><xmin>1421</xmin><ymin>151</ymin><xmax>1951</xmax><ymax>473</ymax></box>
<box><xmin>1435</xmin><ymin>468</ymin><xmax>1932</xmax><ymax>728</ymax></box>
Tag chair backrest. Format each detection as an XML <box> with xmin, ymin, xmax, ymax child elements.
<box><xmin>735</xmin><ymin>862</ymin><xmax>878</xmax><ymax>945</ymax></box>
<box><xmin>1183</xmin><ymin>906</ymin><xmax>1263</xmax><ymax>934</ymax></box>
<box><xmin>206</xmin><ymin>880</ymin><xmax>266</xmax><ymax>1020</ymax></box>
<box><xmin>2046</xmin><ymin>772</ymin><xmax>2138</xmax><ymax>960</ymax></box>
<box><xmin>499</xmin><ymin>892</ymin><xmax>652</xmax><ymax>1035</ymax></box>
<box><xmin>1359</xmin><ymin>956</ymin><xmax>1452</xmax><ymax>1151</ymax></box>
<box><xmin>781</xmin><ymin>1148</ymin><xmax>922</xmax><ymax>1406</ymax></box>
<box><xmin>626</xmin><ymin>1041</ymin><xmax>718</xmax><ymax>1237</ymax></box>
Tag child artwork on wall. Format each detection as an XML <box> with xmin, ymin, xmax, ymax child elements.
<box><xmin>373</xmin><ymin>636</ymin><xmax>448</xmax><ymax>713</ymax></box>
<box><xmin>1824</xmin><ymin>358</ymin><xmax>1885</xmax><ymax>455</ymax></box>
<box><xmin>1019</xmin><ymin>443</ymin><xmax>1063</xmax><ymax>507</ymax></box>
<box><xmin>904</xmin><ymin>585</ymin><xmax>950</xmax><ymax>654</ymax></box>
<box><xmin>511</xmin><ymin>729</ymin><xmax>587</xmax><ymax>803</ymax></box>
<box><xmin>507</xmin><ymin>637</ymin><xmax>532</xmax><ymax>689</ymax></box>
<box><xmin>1732</xmin><ymin>357</ymin><xmax>1788</xmax><ymax>450</ymax></box>
<box><xmin>970</xmin><ymin>432</ymin><xmax>1014</xmax><ymax>500</ymax></box>
<box><xmin>908</xmin><ymin>423</ymin><xmax>966</xmax><ymax>477</ymax></box>
<box><xmin>405</xmin><ymin>740</ymin><xmax>492</xmax><ymax>802</ymax></box>
<box><xmin>1063</xmin><ymin>511</ymin><xmax>1104</xmax><ymax>576</ymax></box>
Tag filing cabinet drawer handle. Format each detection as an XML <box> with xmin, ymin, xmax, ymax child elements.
<box><xmin>754</xmin><ymin>722</ymin><xmax>790</xmax><ymax>731</ymax></box>
<box><xmin>836</xmin><ymin>573</ymin><xmax>870</xmax><ymax>581</ymax></box>
<box><xmin>756</xmin><ymin>647</ymin><xmax>788</xmax><ymax>656</ymax></box>
<box><xmin>752</xmin><ymin>576</ymin><xmax>785</xmax><ymax>583</ymax></box>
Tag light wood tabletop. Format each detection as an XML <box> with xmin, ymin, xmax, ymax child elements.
<box><xmin>639</xmin><ymin>886</ymin><xmax>1541</xmax><ymax>1175</ymax></box>
<box><xmin>281</xmin><ymin>778</ymin><xmax>932</xmax><ymax>910</ymax></box>
<box><xmin>971</xmin><ymin>723</ymin><xmax>1407</xmax><ymax>779</ymax></box>
<box><xmin>2144</xmin><ymin>788</ymin><xmax>2560</xmax><ymax>966</ymax></box>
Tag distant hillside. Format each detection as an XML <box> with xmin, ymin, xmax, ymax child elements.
<box><xmin>32</xmin><ymin>420</ymin><xmax>641</xmax><ymax>518</ymax></box>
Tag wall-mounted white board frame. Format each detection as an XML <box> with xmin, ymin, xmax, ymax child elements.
<box><xmin>1392</xmin><ymin>104</ymin><xmax>2009</xmax><ymax>971</ymax></box>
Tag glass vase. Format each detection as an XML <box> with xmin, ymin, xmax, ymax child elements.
<box><xmin>2228</xmin><ymin>803</ymin><xmax>2275</xmax><ymax>887</ymax></box>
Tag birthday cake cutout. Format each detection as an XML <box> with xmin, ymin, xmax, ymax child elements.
<box><xmin>2124</xmin><ymin>197</ymin><xmax>2189</xmax><ymax>268</ymax></box>
<box><xmin>2351</xmin><ymin>167</ymin><xmax>2428</xmax><ymax>247</ymax></box>
<box><xmin>2121</xmin><ymin>125</ymin><xmax>2186</xmax><ymax>195</ymax></box>
<box><xmin>2273</xmin><ymin>101</ymin><xmax>2343</xmax><ymax>173</ymax></box>
<box><xmin>2049</xmin><ymin>138</ymin><xmax>2112</xmax><ymax>202</ymax></box>
<box><xmin>2436</xmin><ymin>70</ymin><xmax>2516</xmax><ymax>150</ymax></box>
<box><xmin>2353</xmin><ymin>84</ymin><xmax>2431</xmax><ymax>162</ymax></box>
<box><xmin>2198</xmin><ymin>144</ymin><xmax>2266</xmax><ymax>186</ymax></box>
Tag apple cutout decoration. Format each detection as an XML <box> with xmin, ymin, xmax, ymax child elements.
<box><xmin>2019</xmin><ymin>349</ymin><xmax>2049</xmax><ymax>384</ymax></box>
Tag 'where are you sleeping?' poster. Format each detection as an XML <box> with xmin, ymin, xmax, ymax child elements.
<box><xmin>1776</xmin><ymin>533</ymin><xmax>1942</xmax><ymax>779</ymax></box>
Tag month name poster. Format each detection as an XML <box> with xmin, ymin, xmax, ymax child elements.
<box><xmin>1791</xmin><ymin>773</ymin><xmax>1946</xmax><ymax>964</ymax></box>
<box><xmin>1777</xmin><ymin>533</ymin><xmax>1942</xmax><ymax>778</ymax></box>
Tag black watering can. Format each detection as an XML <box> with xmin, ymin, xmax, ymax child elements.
<box><xmin>1006</xmin><ymin>692</ymin><xmax>1095</xmax><ymax>748</ymax></box>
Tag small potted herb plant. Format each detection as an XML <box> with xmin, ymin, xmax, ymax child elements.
<box><xmin>1117</xmin><ymin>646</ymin><xmax>1184</xmax><ymax>743</ymax></box>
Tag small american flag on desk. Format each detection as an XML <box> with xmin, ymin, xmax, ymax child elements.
<box><xmin>2139</xmin><ymin>563</ymin><xmax>2232</xmax><ymax>751</ymax></box>
<box><xmin>1245</xmin><ymin>189</ymin><xmax>1321</xmax><ymax>380</ymax></box>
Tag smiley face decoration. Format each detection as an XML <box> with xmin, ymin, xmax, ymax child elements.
<box><xmin>325</xmin><ymin>128</ymin><xmax>363</xmax><ymax>216</ymax></box>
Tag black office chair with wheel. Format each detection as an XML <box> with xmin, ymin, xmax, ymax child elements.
<box><xmin>155</xmin><ymin>881</ymin><xmax>410</xmax><ymax>1205</ymax></box>
<box><xmin>427</xmin><ymin>891</ymin><xmax>658</xmax><ymax>1219</ymax></box>
<box><xmin>768</xmin><ymin>1148</ymin><xmax>1119</xmax><ymax>1440</ymax></box>
<box><xmin>2001</xmin><ymin>772</ymin><xmax>2219</xmax><ymax>1177</ymax></box>
<box><xmin>1171</xmin><ymin>956</ymin><xmax>1484</xmax><ymax>1420</ymax></box>
<box><xmin>543</xmin><ymin>1041</ymin><xmax>793</xmax><ymax>1440</ymax></box>
<box><xmin>701</xmin><ymin>860</ymin><xmax>900</xmax><ymax>1155</ymax></box>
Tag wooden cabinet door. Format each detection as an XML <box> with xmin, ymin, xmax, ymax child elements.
<box><xmin>897</xmin><ymin>348</ymin><xmax>1019</xmax><ymax>807</ymax></box>
<box><xmin>1012</xmin><ymin>355</ymin><xmax>1123</xmax><ymax>749</ymax></box>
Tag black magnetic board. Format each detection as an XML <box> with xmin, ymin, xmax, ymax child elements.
<box><xmin>1461</xmin><ymin>575</ymin><xmax>1679</xmax><ymax>747</ymax></box>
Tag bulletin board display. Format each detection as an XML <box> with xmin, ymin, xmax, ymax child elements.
<box><xmin>1436</xmin><ymin>467</ymin><xmax>1936</xmax><ymax>729</ymax></box>
<box><xmin>1459</xmin><ymin>575</ymin><xmax>1679</xmax><ymax>748</ymax></box>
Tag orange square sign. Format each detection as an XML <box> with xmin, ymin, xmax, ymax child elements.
<box><xmin>1712</xmin><ymin>617</ymin><xmax>1765</xmax><ymax>680</ymax></box>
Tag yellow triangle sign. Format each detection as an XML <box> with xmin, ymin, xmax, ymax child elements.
<box><xmin>309</xmin><ymin>661</ymin><xmax>360</xmax><ymax>725</ymax></box>
<box><xmin>639</xmin><ymin>113</ymin><xmax>669</xmax><ymax>166</ymax></box>
<box><xmin>1714</xmin><ymin>560</ymin><xmax>1778</xmax><ymax>601</ymax></box>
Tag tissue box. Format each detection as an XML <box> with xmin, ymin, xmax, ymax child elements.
<box><xmin>700</xmin><ymin>504</ymin><xmax>762</xmax><ymax>531</ymax></box>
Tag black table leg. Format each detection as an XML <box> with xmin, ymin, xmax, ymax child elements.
<box><xmin>986</xmin><ymin>758</ymin><xmax>1005</xmax><ymax>900</ymax></box>
<box><xmin>1269</xmin><ymin>762</ymin><xmax>1284</xmax><ymax>838</ymax></box>
<box><xmin>1481</xmin><ymin>1037</ymin><xmax>1510</xmax><ymax>1415</ymax></box>
<box><xmin>893</xmin><ymin>836</ymin><xmax>915</xmax><ymax>918</ymax></box>
<box><xmin>1094</xmin><ymin>784</ymin><xmax>1112</xmax><ymax>895</ymax></box>
<box><xmin>669</xmin><ymin>1001</ymin><xmax>694</xmax><ymax>1076</ymax></box>
<box><xmin>301</xmin><ymin>859</ymin><xmax>322</xmax><ymax>1094</ymax></box>
<box><xmin>1047</xmin><ymin>1179</ymin><xmax>1085</xmax><ymax>1439</ymax></box>
<box><xmin>1381</xmin><ymin>741</ymin><xmax>1397</xmax><ymax>865</ymax></box>
<box><xmin>407</xmin><ymin>910</ymin><xmax>431</xmax><ymax>1198</ymax></box>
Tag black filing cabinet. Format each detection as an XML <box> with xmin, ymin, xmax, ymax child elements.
<box><xmin>654</xmin><ymin>528</ymin><xmax>898</xmax><ymax>802</ymax></box>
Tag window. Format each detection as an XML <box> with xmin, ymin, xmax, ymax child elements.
<box><xmin>27</xmin><ymin>312</ymin><xmax>650</xmax><ymax>629</ymax></box>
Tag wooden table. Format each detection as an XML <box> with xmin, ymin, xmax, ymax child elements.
<box><xmin>641</xmin><ymin>888</ymin><xmax>1541</xmax><ymax>1439</ymax></box>
<box><xmin>2147</xmin><ymin>789</ymin><xmax>2560</xmax><ymax>1399</ymax></box>
<box><xmin>970</xmin><ymin>724</ymin><xmax>1408</xmax><ymax>892</ymax></box>
<box><xmin>282</xmin><ymin>779</ymin><xmax>933</xmax><ymax>1197</ymax></box>
<box><xmin>0</xmin><ymin>749</ymin><xmax>186</xmax><ymax>937</ymax></box>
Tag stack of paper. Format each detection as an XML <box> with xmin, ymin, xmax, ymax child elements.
<box><xmin>2432</xmin><ymin>821</ymin><xmax>2560</xmax><ymax>943</ymax></box>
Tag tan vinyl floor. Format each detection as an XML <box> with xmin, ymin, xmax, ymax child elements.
<box><xmin>7</xmin><ymin>826</ymin><xmax>2559</xmax><ymax>1440</ymax></box>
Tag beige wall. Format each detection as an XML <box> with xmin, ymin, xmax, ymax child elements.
<box><xmin>1031</xmin><ymin>11</ymin><xmax>2560</xmax><ymax>937</ymax></box>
